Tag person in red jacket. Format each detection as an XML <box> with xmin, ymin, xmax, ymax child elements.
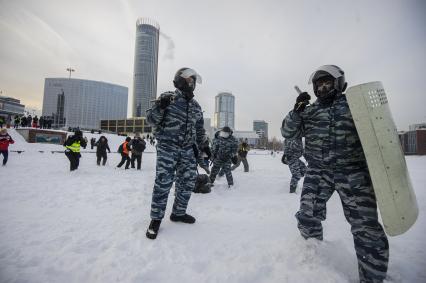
<box><xmin>0</xmin><ymin>128</ymin><xmax>15</xmax><ymax>166</ymax></box>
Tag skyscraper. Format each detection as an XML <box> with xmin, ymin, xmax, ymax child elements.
<box><xmin>253</xmin><ymin>120</ymin><xmax>269</xmax><ymax>141</ymax></box>
<box><xmin>132</xmin><ymin>18</ymin><xmax>160</xmax><ymax>117</ymax></box>
<box><xmin>214</xmin><ymin>92</ymin><xmax>235</xmax><ymax>130</ymax></box>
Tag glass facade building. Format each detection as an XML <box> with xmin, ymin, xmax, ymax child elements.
<box><xmin>214</xmin><ymin>92</ymin><xmax>235</xmax><ymax>130</ymax></box>
<box><xmin>42</xmin><ymin>78</ymin><xmax>128</xmax><ymax>129</ymax></box>
<box><xmin>133</xmin><ymin>18</ymin><xmax>160</xmax><ymax>117</ymax></box>
<box><xmin>253</xmin><ymin>120</ymin><xmax>269</xmax><ymax>140</ymax></box>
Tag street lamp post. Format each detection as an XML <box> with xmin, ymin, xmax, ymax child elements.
<box><xmin>66</xmin><ymin>67</ymin><xmax>75</xmax><ymax>79</ymax></box>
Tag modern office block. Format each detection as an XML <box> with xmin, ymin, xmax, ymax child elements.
<box><xmin>42</xmin><ymin>78</ymin><xmax>128</xmax><ymax>129</ymax></box>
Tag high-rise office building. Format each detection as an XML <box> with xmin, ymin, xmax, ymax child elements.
<box><xmin>132</xmin><ymin>18</ymin><xmax>160</xmax><ymax>117</ymax></box>
<box><xmin>253</xmin><ymin>120</ymin><xmax>268</xmax><ymax>140</ymax></box>
<box><xmin>42</xmin><ymin>78</ymin><xmax>128</xmax><ymax>129</ymax></box>
<box><xmin>214</xmin><ymin>92</ymin><xmax>235</xmax><ymax>130</ymax></box>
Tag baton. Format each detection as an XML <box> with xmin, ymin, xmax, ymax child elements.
<box><xmin>294</xmin><ymin>85</ymin><xmax>302</xmax><ymax>95</ymax></box>
<box><xmin>294</xmin><ymin>85</ymin><xmax>308</xmax><ymax>111</ymax></box>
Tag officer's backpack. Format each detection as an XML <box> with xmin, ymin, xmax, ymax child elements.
<box><xmin>117</xmin><ymin>144</ymin><xmax>123</xmax><ymax>153</ymax></box>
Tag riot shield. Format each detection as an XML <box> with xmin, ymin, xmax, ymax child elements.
<box><xmin>346</xmin><ymin>81</ymin><xmax>418</xmax><ymax>236</ymax></box>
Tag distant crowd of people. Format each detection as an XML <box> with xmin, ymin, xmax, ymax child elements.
<box><xmin>12</xmin><ymin>115</ymin><xmax>54</xmax><ymax>129</ymax></box>
<box><xmin>63</xmin><ymin>129</ymin><xmax>148</xmax><ymax>171</ymax></box>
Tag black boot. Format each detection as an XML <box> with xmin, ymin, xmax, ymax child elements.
<box><xmin>170</xmin><ymin>213</ymin><xmax>196</xmax><ymax>224</ymax></box>
<box><xmin>146</xmin><ymin>219</ymin><xmax>161</xmax><ymax>239</ymax></box>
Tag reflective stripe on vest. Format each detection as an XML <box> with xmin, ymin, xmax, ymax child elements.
<box><xmin>66</xmin><ymin>141</ymin><xmax>81</xmax><ymax>153</ymax></box>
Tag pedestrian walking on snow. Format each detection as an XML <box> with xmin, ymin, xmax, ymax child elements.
<box><xmin>0</xmin><ymin>128</ymin><xmax>15</xmax><ymax>166</ymax></box>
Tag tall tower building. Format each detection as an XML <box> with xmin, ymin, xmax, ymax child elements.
<box><xmin>214</xmin><ymin>92</ymin><xmax>235</xmax><ymax>130</ymax></box>
<box><xmin>132</xmin><ymin>18</ymin><xmax>160</xmax><ymax>117</ymax></box>
<box><xmin>253</xmin><ymin>120</ymin><xmax>269</xmax><ymax>140</ymax></box>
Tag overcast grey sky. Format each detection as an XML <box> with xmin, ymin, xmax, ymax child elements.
<box><xmin>1</xmin><ymin>0</ymin><xmax>425</xmax><ymax>138</ymax></box>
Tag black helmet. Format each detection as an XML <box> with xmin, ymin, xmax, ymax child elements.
<box><xmin>222</xmin><ymin>126</ymin><xmax>232</xmax><ymax>133</ymax></box>
<box><xmin>309</xmin><ymin>65</ymin><xmax>347</xmax><ymax>97</ymax></box>
<box><xmin>173</xmin><ymin>67</ymin><xmax>202</xmax><ymax>93</ymax></box>
<box><xmin>74</xmin><ymin>129</ymin><xmax>82</xmax><ymax>137</ymax></box>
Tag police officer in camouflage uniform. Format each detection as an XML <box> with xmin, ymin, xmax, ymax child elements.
<box><xmin>281</xmin><ymin>65</ymin><xmax>388</xmax><ymax>283</ymax></box>
<box><xmin>282</xmin><ymin>135</ymin><xmax>306</xmax><ymax>193</ymax></box>
<box><xmin>209</xmin><ymin>127</ymin><xmax>239</xmax><ymax>188</ymax></box>
<box><xmin>145</xmin><ymin>67</ymin><xmax>207</xmax><ymax>240</ymax></box>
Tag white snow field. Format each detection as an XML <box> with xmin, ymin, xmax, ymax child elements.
<box><xmin>0</xmin><ymin>129</ymin><xmax>425</xmax><ymax>283</ymax></box>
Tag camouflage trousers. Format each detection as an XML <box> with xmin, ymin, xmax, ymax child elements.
<box><xmin>296</xmin><ymin>166</ymin><xmax>389</xmax><ymax>283</ymax></box>
<box><xmin>150</xmin><ymin>144</ymin><xmax>197</xmax><ymax>220</ymax></box>
<box><xmin>210</xmin><ymin>158</ymin><xmax>233</xmax><ymax>186</ymax></box>
<box><xmin>287</xmin><ymin>157</ymin><xmax>306</xmax><ymax>192</ymax></box>
<box><xmin>231</xmin><ymin>156</ymin><xmax>249</xmax><ymax>172</ymax></box>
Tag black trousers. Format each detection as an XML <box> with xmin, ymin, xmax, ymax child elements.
<box><xmin>117</xmin><ymin>154</ymin><xmax>130</xmax><ymax>169</ymax></box>
<box><xmin>1</xmin><ymin>150</ymin><xmax>8</xmax><ymax>165</ymax></box>
<box><xmin>65</xmin><ymin>151</ymin><xmax>80</xmax><ymax>171</ymax></box>
<box><xmin>96</xmin><ymin>152</ymin><xmax>107</xmax><ymax>166</ymax></box>
<box><xmin>131</xmin><ymin>154</ymin><xmax>142</xmax><ymax>170</ymax></box>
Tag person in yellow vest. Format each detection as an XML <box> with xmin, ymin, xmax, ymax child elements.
<box><xmin>64</xmin><ymin>129</ymin><xmax>87</xmax><ymax>171</ymax></box>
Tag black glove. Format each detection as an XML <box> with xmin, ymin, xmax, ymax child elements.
<box><xmin>203</xmin><ymin>145</ymin><xmax>212</xmax><ymax>160</ymax></box>
<box><xmin>293</xmin><ymin>92</ymin><xmax>311</xmax><ymax>113</ymax></box>
<box><xmin>231</xmin><ymin>155</ymin><xmax>239</xmax><ymax>165</ymax></box>
<box><xmin>192</xmin><ymin>144</ymin><xmax>199</xmax><ymax>158</ymax></box>
<box><xmin>159</xmin><ymin>94</ymin><xmax>172</xmax><ymax>109</ymax></box>
<box><xmin>281</xmin><ymin>154</ymin><xmax>288</xmax><ymax>165</ymax></box>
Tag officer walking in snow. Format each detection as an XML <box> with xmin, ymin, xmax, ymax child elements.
<box><xmin>145</xmin><ymin>67</ymin><xmax>208</xmax><ymax>239</ymax></box>
<box><xmin>281</xmin><ymin>65</ymin><xmax>389</xmax><ymax>283</ymax></box>
<box><xmin>209</xmin><ymin>127</ymin><xmax>239</xmax><ymax>188</ymax></box>
<box><xmin>64</xmin><ymin>129</ymin><xmax>87</xmax><ymax>171</ymax></box>
<box><xmin>95</xmin><ymin>135</ymin><xmax>111</xmax><ymax>166</ymax></box>
<box><xmin>282</xmin><ymin>135</ymin><xmax>306</xmax><ymax>193</ymax></box>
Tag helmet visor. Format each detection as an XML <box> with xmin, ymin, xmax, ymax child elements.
<box><xmin>308</xmin><ymin>65</ymin><xmax>344</xmax><ymax>84</ymax></box>
<box><xmin>180</xmin><ymin>68</ymin><xmax>202</xmax><ymax>84</ymax></box>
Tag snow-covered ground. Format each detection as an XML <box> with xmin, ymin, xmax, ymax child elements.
<box><xmin>0</xmin><ymin>129</ymin><xmax>425</xmax><ymax>283</ymax></box>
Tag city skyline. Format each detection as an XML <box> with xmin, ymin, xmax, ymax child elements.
<box><xmin>1</xmin><ymin>0</ymin><xmax>425</xmax><ymax>138</ymax></box>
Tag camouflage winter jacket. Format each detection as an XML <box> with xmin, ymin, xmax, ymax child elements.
<box><xmin>146</xmin><ymin>89</ymin><xmax>206</xmax><ymax>149</ymax></box>
<box><xmin>211</xmin><ymin>135</ymin><xmax>238</xmax><ymax>161</ymax></box>
<box><xmin>281</xmin><ymin>93</ymin><xmax>366</xmax><ymax>168</ymax></box>
<box><xmin>283</xmin><ymin>136</ymin><xmax>304</xmax><ymax>162</ymax></box>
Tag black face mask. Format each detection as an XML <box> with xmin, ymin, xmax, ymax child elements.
<box><xmin>317</xmin><ymin>90</ymin><xmax>336</xmax><ymax>105</ymax></box>
<box><xmin>315</xmin><ymin>77</ymin><xmax>336</xmax><ymax>105</ymax></box>
<box><xmin>183</xmin><ymin>91</ymin><xmax>194</xmax><ymax>101</ymax></box>
<box><xmin>180</xmin><ymin>78</ymin><xmax>195</xmax><ymax>100</ymax></box>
